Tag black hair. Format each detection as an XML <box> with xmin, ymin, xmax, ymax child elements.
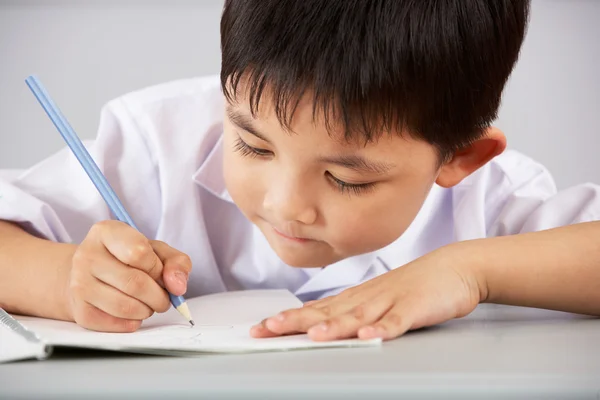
<box><xmin>220</xmin><ymin>0</ymin><xmax>530</xmax><ymax>160</ymax></box>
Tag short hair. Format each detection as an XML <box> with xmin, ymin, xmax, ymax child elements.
<box><xmin>220</xmin><ymin>0</ymin><xmax>530</xmax><ymax>160</ymax></box>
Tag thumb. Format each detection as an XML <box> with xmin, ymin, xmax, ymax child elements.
<box><xmin>150</xmin><ymin>240</ymin><xmax>192</xmax><ymax>296</ymax></box>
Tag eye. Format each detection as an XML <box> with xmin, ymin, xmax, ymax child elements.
<box><xmin>326</xmin><ymin>172</ymin><xmax>376</xmax><ymax>196</ymax></box>
<box><xmin>233</xmin><ymin>136</ymin><xmax>272</xmax><ymax>158</ymax></box>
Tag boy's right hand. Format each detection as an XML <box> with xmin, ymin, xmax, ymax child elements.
<box><xmin>66</xmin><ymin>220</ymin><xmax>191</xmax><ymax>333</ymax></box>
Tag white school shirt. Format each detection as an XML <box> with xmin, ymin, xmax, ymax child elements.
<box><xmin>1</xmin><ymin>75</ymin><xmax>599</xmax><ymax>302</ymax></box>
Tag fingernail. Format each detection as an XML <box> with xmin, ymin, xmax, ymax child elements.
<box><xmin>249</xmin><ymin>325</ymin><xmax>262</xmax><ymax>337</ymax></box>
<box><xmin>253</xmin><ymin>319</ymin><xmax>265</xmax><ymax>328</ymax></box>
<box><xmin>174</xmin><ymin>271</ymin><xmax>188</xmax><ymax>288</ymax></box>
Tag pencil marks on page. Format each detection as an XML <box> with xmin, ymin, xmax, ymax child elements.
<box><xmin>135</xmin><ymin>324</ymin><xmax>234</xmax><ymax>346</ymax></box>
<box><xmin>190</xmin><ymin>324</ymin><xmax>234</xmax><ymax>331</ymax></box>
<box><xmin>139</xmin><ymin>325</ymin><xmax>234</xmax><ymax>334</ymax></box>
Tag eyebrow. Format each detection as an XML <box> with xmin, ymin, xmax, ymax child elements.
<box><xmin>226</xmin><ymin>106</ymin><xmax>394</xmax><ymax>175</ymax></box>
<box><xmin>226</xmin><ymin>106</ymin><xmax>271</xmax><ymax>143</ymax></box>
<box><xmin>318</xmin><ymin>154</ymin><xmax>394</xmax><ymax>175</ymax></box>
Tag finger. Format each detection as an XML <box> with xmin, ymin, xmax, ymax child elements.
<box><xmin>249</xmin><ymin>320</ymin><xmax>281</xmax><ymax>338</ymax></box>
<box><xmin>73</xmin><ymin>301</ymin><xmax>142</xmax><ymax>333</ymax></box>
<box><xmin>307</xmin><ymin>289</ymin><xmax>369</xmax><ymax>312</ymax></box>
<box><xmin>92</xmin><ymin>221</ymin><xmax>163</xmax><ymax>280</ymax></box>
<box><xmin>302</xmin><ymin>295</ymin><xmax>334</xmax><ymax>308</ymax></box>
<box><xmin>264</xmin><ymin>298</ymin><xmax>357</xmax><ymax>335</ymax></box>
<box><xmin>90</xmin><ymin>251</ymin><xmax>170</xmax><ymax>313</ymax></box>
<box><xmin>264</xmin><ymin>287</ymin><xmax>377</xmax><ymax>335</ymax></box>
<box><xmin>307</xmin><ymin>295</ymin><xmax>394</xmax><ymax>341</ymax></box>
<box><xmin>82</xmin><ymin>277</ymin><xmax>154</xmax><ymax>320</ymax></box>
<box><xmin>264</xmin><ymin>306</ymin><xmax>327</xmax><ymax>335</ymax></box>
<box><xmin>358</xmin><ymin>306</ymin><xmax>413</xmax><ymax>340</ymax></box>
<box><xmin>150</xmin><ymin>240</ymin><xmax>192</xmax><ymax>296</ymax></box>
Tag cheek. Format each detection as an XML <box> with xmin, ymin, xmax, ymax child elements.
<box><xmin>326</xmin><ymin>183</ymin><xmax>433</xmax><ymax>253</ymax></box>
<box><xmin>327</xmin><ymin>203</ymin><xmax>404</xmax><ymax>250</ymax></box>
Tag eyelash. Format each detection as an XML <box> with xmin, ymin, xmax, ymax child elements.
<box><xmin>326</xmin><ymin>173</ymin><xmax>376</xmax><ymax>196</ymax></box>
<box><xmin>233</xmin><ymin>136</ymin><xmax>272</xmax><ymax>158</ymax></box>
<box><xmin>233</xmin><ymin>136</ymin><xmax>376</xmax><ymax>196</ymax></box>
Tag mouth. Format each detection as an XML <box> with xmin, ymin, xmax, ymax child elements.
<box><xmin>272</xmin><ymin>226</ymin><xmax>313</xmax><ymax>243</ymax></box>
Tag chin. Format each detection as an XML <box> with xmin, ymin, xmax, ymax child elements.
<box><xmin>275</xmin><ymin>251</ymin><xmax>332</xmax><ymax>268</ymax></box>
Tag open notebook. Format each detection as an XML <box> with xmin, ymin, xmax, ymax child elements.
<box><xmin>0</xmin><ymin>289</ymin><xmax>381</xmax><ymax>363</ymax></box>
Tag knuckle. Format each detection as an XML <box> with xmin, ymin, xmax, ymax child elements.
<box><xmin>318</xmin><ymin>305</ymin><xmax>332</xmax><ymax>317</ymax></box>
<box><xmin>279</xmin><ymin>309</ymin><xmax>302</xmax><ymax>325</ymax></box>
<box><xmin>90</xmin><ymin>220</ymin><xmax>113</xmax><ymax>235</ymax></box>
<box><xmin>383</xmin><ymin>312</ymin><xmax>403</xmax><ymax>327</ymax></box>
<box><xmin>124</xmin><ymin>241</ymin><xmax>152</xmax><ymax>266</ymax></box>
<box><xmin>278</xmin><ymin>310</ymin><xmax>293</xmax><ymax>320</ymax></box>
<box><xmin>325</xmin><ymin>317</ymin><xmax>339</xmax><ymax>330</ymax></box>
<box><xmin>350</xmin><ymin>305</ymin><xmax>365</xmax><ymax>322</ymax></box>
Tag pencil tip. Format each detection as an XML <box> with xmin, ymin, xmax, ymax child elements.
<box><xmin>190</xmin><ymin>320</ymin><xmax>195</xmax><ymax>327</ymax></box>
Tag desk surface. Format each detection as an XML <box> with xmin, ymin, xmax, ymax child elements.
<box><xmin>1</xmin><ymin>304</ymin><xmax>599</xmax><ymax>399</ymax></box>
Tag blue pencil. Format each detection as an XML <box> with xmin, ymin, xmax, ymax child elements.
<box><xmin>25</xmin><ymin>75</ymin><xmax>194</xmax><ymax>326</ymax></box>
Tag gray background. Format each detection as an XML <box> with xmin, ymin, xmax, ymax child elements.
<box><xmin>0</xmin><ymin>0</ymin><xmax>598</xmax><ymax>189</ymax></box>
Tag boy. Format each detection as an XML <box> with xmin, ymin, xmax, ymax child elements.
<box><xmin>0</xmin><ymin>0</ymin><xmax>599</xmax><ymax>342</ymax></box>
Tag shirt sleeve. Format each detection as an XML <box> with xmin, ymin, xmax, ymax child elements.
<box><xmin>485</xmin><ymin>150</ymin><xmax>600</xmax><ymax>237</ymax></box>
<box><xmin>0</xmin><ymin>97</ymin><xmax>162</xmax><ymax>244</ymax></box>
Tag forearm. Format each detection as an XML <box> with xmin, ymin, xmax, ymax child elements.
<box><xmin>0</xmin><ymin>220</ymin><xmax>75</xmax><ymax>320</ymax></box>
<box><xmin>460</xmin><ymin>221</ymin><xmax>600</xmax><ymax>315</ymax></box>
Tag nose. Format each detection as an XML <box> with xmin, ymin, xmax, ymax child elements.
<box><xmin>263</xmin><ymin>174</ymin><xmax>318</xmax><ymax>225</ymax></box>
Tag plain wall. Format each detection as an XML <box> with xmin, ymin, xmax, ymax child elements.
<box><xmin>0</xmin><ymin>0</ymin><xmax>598</xmax><ymax>189</ymax></box>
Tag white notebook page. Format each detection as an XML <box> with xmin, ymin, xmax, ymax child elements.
<box><xmin>12</xmin><ymin>290</ymin><xmax>381</xmax><ymax>354</ymax></box>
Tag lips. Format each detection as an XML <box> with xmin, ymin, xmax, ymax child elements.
<box><xmin>272</xmin><ymin>226</ymin><xmax>313</xmax><ymax>243</ymax></box>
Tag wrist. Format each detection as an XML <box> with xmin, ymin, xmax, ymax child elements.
<box><xmin>41</xmin><ymin>241</ymin><xmax>77</xmax><ymax>322</ymax></box>
<box><xmin>57</xmin><ymin>244</ymin><xmax>77</xmax><ymax>321</ymax></box>
<box><xmin>441</xmin><ymin>239</ymin><xmax>490</xmax><ymax>304</ymax></box>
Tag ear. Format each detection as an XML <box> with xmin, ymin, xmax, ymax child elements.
<box><xmin>436</xmin><ymin>127</ymin><xmax>507</xmax><ymax>188</ymax></box>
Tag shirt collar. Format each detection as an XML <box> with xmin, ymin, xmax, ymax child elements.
<box><xmin>192</xmin><ymin>134</ymin><xmax>234</xmax><ymax>203</ymax></box>
<box><xmin>293</xmin><ymin>251</ymin><xmax>379</xmax><ymax>298</ymax></box>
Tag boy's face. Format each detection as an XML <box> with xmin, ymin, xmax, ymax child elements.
<box><xmin>222</xmin><ymin>94</ymin><xmax>441</xmax><ymax>268</ymax></box>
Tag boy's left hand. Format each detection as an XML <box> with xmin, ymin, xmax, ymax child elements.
<box><xmin>251</xmin><ymin>245</ymin><xmax>485</xmax><ymax>341</ymax></box>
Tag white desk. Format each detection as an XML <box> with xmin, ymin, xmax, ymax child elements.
<box><xmin>1</xmin><ymin>304</ymin><xmax>599</xmax><ymax>399</ymax></box>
